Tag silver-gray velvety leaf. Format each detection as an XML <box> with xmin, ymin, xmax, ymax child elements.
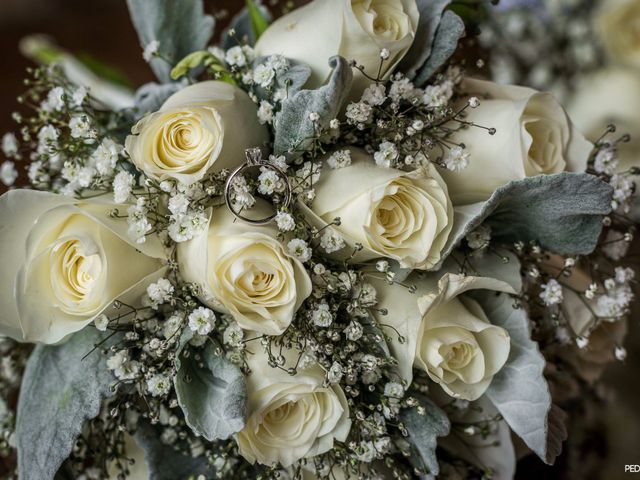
<box><xmin>397</xmin><ymin>0</ymin><xmax>451</xmax><ymax>79</ymax></box>
<box><xmin>401</xmin><ymin>394</ymin><xmax>451</xmax><ymax>475</ymax></box>
<box><xmin>274</xmin><ymin>56</ymin><xmax>353</xmax><ymax>159</ymax></box>
<box><xmin>16</xmin><ymin>328</ymin><xmax>118</xmax><ymax>480</ymax></box>
<box><xmin>414</xmin><ymin>10</ymin><xmax>465</xmax><ymax>86</ymax></box>
<box><xmin>437</xmin><ymin>172</ymin><xmax>613</xmax><ymax>269</ymax></box>
<box><xmin>126</xmin><ymin>0</ymin><xmax>215</xmax><ymax>83</ymax></box>
<box><xmin>475</xmin><ymin>292</ymin><xmax>568</xmax><ymax>464</ymax></box>
<box><xmin>174</xmin><ymin>337</ymin><xmax>247</xmax><ymax>441</ymax></box>
<box><xmin>134</xmin><ymin>421</ymin><xmax>217</xmax><ymax>479</ymax></box>
<box><xmin>131</xmin><ymin>81</ymin><xmax>186</xmax><ymax>117</ymax></box>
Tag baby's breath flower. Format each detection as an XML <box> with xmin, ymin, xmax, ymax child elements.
<box><xmin>287</xmin><ymin>238</ymin><xmax>312</xmax><ymax>263</ymax></box>
<box><xmin>327</xmin><ymin>361</ymin><xmax>343</xmax><ymax>384</ymax></box>
<box><xmin>311</xmin><ymin>301</ymin><xmax>333</xmax><ymax>327</ymax></box>
<box><xmin>345</xmin><ymin>102</ymin><xmax>372</xmax><ymax>124</ymax></box>
<box><xmin>146</xmin><ymin>373</ymin><xmax>171</xmax><ymax>397</ymax></box>
<box><xmin>225</xmin><ymin>46</ymin><xmax>247</xmax><ymax>67</ymax></box>
<box><xmin>275</xmin><ymin>211</ymin><xmax>295</xmax><ymax>232</ymax></box>
<box><xmin>373</xmin><ymin>141</ymin><xmax>398</xmax><ymax>168</ymax></box>
<box><xmin>1</xmin><ymin>132</ymin><xmax>19</xmax><ymax>157</ymax></box>
<box><xmin>444</xmin><ymin>146</ymin><xmax>470</xmax><ymax>172</ymax></box>
<box><xmin>0</xmin><ymin>161</ymin><xmax>18</xmax><ymax>186</ymax></box>
<box><xmin>69</xmin><ymin>115</ymin><xmax>93</xmax><ymax>139</ymax></box>
<box><xmin>326</xmin><ymin>149</ymin><xmax>352</xmax><ymax>169</ymax></box>
<box><xmin>320</xmin><ymin>229</ymin><xmax>345</xmax><ymax>253</ymax></box>
<box><xmin>94</xmin><ymin>313</ymin><xmax>109</xmax><ymax>332</ymax></box>
<box><xmin>344</xmin><ymin>320</ymin><xmax>363</xmax><ymax>341</ymax></box>
<box><xmin>113</xmin><ymin>170</ymin><xmax>134</xmax><ymax>203</ymax></box>
<box><xmin>253</xmin><ymin>63</ymin><xmax>275</xmax><ymax>88</ymax></box>
<box><xmin>147</xmin><ymin>278</ymin><xmax>174</xmax><ymax>306</ymax></box>
<box><xmin>223</xmin><ymin>323</ymin><xmax>244</xmax><ymax>347</ymax></box>
<box><xmin>539</xmin><ymin>278</ymin><xmax>563</xmax><ymax>306</ymax></box>
<box><xmin>188</xmin><ymin>307</ymin><xmax>216</xmax><ymax>335</ymax></box>
<box><xmin>257</xmin><ymin>100</ymin><xmax>274</xmax><ymax>125</ymax></box>
<box><xmin>361</xmin><ymin>83</ymin><xmax>386</xmax><ymax>106</ymax></box>
<box><xmin>42</xmin><ymin>86</ymin><xmax>65</xmax><ymax>112</ymax></box>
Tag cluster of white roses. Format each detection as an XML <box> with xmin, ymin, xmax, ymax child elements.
<box><xmin>0</xmin><ymin>0</ymin><xmax>637</xmax><ymax>479</ymax></box>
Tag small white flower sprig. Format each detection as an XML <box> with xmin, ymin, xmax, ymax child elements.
<box><xmin>339</xmin><ymin>62</ymin><xmax>494</xmax><ymax>174</ymax></box>
<box><xmin>3</xmin><ymin>65</ymin><xmax>135</xmax><ymax>196</ymax></box>
<box><xmin>515</xmin><ymin>238</ymin><xmax>634</xmax><ymax>361</ymax></box>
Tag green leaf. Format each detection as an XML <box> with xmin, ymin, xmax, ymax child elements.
<box><xmin>134</xmin><ymin>421</ymin><xmax>217</xmax><ymax>479</ymax></box>
<box><xmin>274</xmin><ymin>56</ymin><xmax>353</xmax><ymax>159</ymax></box>
<box><xmin>126</xmin><ymin>0</ymin><xmax>215</xmax><ymax>83</ymax></box>
<box><xmin>401</xmin><ymin>394</ymin><xmax>451</xmax><ymax>476</ymax></box>
<box><xmin>472</xmin><ymin>292</ymin><xmax>568</xmax><ymax>465</ymax></box>
<box><xmin>16</xmin><ymin>328</ymin><xmax>119</xmax><ymax>479</ymax></box>
<box><xmin>174</xmin><ymin>333</ymin><xmax>247</xmax><ymax>441</ymax></box>
<box><xmin>222</xmin><ymin>5</ymin><xmax>273</xmax><ymax>50</ymax></box>
<box><xmin>414</xmin><ymin>10</ymin><xmax>465</xmax><ymax>86</ymax></box>
<box><xmin>170</xmin><ymin>50</ymin><xmax>216</xmax><ymax>80</ymax></box>
<box><xmin>398</xmin><ymin>0</ymin><xmax>451</xmax><ymax>79</ymax></box>
<box><xmin>246</xmin><ymin>0</ymin><xmax>270</xmax><ymax>41</ymax></box>
<box><xmin>438</xmin><ymin>173</ymin><xmax>613</xmax><ymax>269</ymax></box>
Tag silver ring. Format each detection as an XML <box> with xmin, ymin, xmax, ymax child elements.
<box><xmin>224</xmin><ymin>148</ymin><xmax>292</xmax><ymax>225</ymax></box>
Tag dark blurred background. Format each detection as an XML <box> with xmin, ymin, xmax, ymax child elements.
<box><xmin>0</xmin><ymin>1</ymin><xmax>638</xmax><ymax>479</ymax></box>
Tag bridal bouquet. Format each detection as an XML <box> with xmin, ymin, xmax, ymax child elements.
<box><xmin>0</xmin><ymin>0</ymin><xmax>637</xmax><ymax>479</ymax></box>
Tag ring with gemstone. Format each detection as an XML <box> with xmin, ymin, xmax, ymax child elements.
<box><xmin>224</xmin><ymin>147</ymin><xmax>292</xmax><ymax>225</ymax></box>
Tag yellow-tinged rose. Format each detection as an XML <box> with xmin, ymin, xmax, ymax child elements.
<box><xmin>238</xmin><ymin>345</ymin><xmax>351</xmax><ymax>467</ymax></box>
<box><xmin>596</xmin><ymin>0</ymin><xmax>640</xmax><ymax>70</ymax></box>
<box><xmin>441</xmin><ymin>78</ymin><xmax>593</xmax><ymax>205</ymax></box>
<box><xmin>178</xmin><ymin>201</ymin><xmax>312</xmax><ymax>336</ymax></box>
<box><xmin>125</xmin><ymin>81</ymin><xmax>268</xmax><ymax>184</ymax></box>
<box><xmin>301</xmin><ymin>148</ymin><xmax>453</xmax><ymax>270</ymax></box>
<box><xmin>372</xmin><ymin>272</ymin><xmax>514</xmax><ymax>400</ymax></box>
<box><xmin>0</xmin><ymin>190</ymin><xmax>165</xmax><ymax>344</ymax></box>
<box><xmin>255</xmin><ymin>0</ymin><xmax>419</xmax><ymax>93</ymax></box>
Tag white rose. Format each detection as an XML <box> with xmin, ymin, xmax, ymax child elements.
<box><xmin>255</xmin><ymin>0</ymin><xmax>419</xmax><ymax>91</ymax></box>
<box><xmin>372</xmin><ymin>272</ymin><xmax>513</xmax><ymax>400</ymax></box>
<box><xmin>568</xmin><ymin>67</ymin><xmax>640</xmax><ymax>172</ymax></box>
<box><xmin>125</xmin><ymin>81</ymin><xmax>268</xmax><ymax>184</ymax></box>
<box><xmin>238</xmin><ymin>345</ymin><xmax>351</xmax><ymax>467</ymax></box>
<box><xmin>0</xmin><ymin>190</ymin><xmax>165</xmax><ymax>344</ymax></box>
<box><xmin>178</xmin><ymin>201</ymin><xmax>312</xmax><ymax>335</ymax></box>
<box><xmin>440</xmin><ymin>78</ymin><xmax>593</xmax><ymax>204</ymax></box>
<box><xmin>596</xmin><ymin>0</ymin><xmax>640</xmax><ymax>70</ymax></box>
<box><xmin>301</xmin><ymin>148</ymin><xmax>453</xmax><ymax>270</ymax></box>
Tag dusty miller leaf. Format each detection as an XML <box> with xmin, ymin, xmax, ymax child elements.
<box><xmin>437</xmin><ymin>173</ymin><xmax>613</xmax><ymax>269</ymax></box>
<box><xmin>473</xmin><ymin>292</ymin><xmax>568</xmax><ymax>464</ymax></box>
<box><xmin>126</xmin><ymin>0</ymin><xmax>215</xmax><ymax>83</ymax></box>
<box><xmin>401</xmin><ymin>394</ymin><xmax>451</xmax><ymax>475</ymax></box>
<box><xmin>398</xmin><ymin>0</ymin><xmax>451</xmax><ymax>79</ymax></box>
<box><xmin>16</xmin><ymin>328</ymin><xmax>119</xmax><ymax>480</ymax></box>
<box><xmin>129</xmin><ymin>81</ymin><xmax>185</xmax><ymax>119</ymax></box>
<box><xmin>274</xmin><ymin>56</ymin><xmax>352</xmax><ymax>160</ymax></box>
<box><xmin>174</xmin><ymin>333</ymin><xmax>247</xmax><ymax>441</ymax></box>
<box><xmin>414</xmin><ymin>10</ymin><xmax>465</xmax><ymax>86</ymax></box>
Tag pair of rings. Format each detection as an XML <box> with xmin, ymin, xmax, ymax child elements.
<box><xmin>224</xmin><ymin>148</ymin><xmax>292</xmax><ymax>225</ymax></box>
